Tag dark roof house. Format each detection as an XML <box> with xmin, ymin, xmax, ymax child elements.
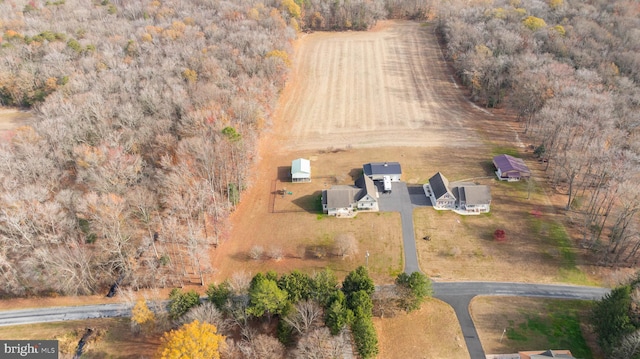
<box><xmin>363</xmin><ymin>162</ymin><xmax>402</xmax><ymax>181</ymax></box>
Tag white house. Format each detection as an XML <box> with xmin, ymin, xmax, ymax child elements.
<box><xmin>363</xmin><ymin>162</ymin><xmax>402</xmax><ymax>182</ymax></box>
<box><xmin>322</xmin><ymin>175</ymin><xmax>379</xmax><ymax>217</ymax></box>
<box><xmin>424</xmin><ymin>172</ymin><xmax>456</xmax><ymax>210</ymax></box>
<box><xmin>291</xmin><ymin>158</ymin><xmax>311</xmax><ymax>182</ymax></box>
<box><xmin>423</xmin><ymin>172</ymin><xmax>491</xmax><ymax>215</ymax></box>
<box><xmin>453</xmin><ymin>184</ymin><xmax>491</xmax><ymax>214</ymax></box>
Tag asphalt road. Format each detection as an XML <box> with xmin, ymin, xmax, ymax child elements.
<box><xmin>0</xmin><ymin>303</ymin><xmax>131</xmax><ymax>327</ymax></box>
<box><xmin>433</xmin><ymin>282</ymin><xmax>611</xmax><ymax>359</ymax></box>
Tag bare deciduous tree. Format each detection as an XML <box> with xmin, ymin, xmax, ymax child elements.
<box><xmin>333</xmin><ymin>233</ymin><xmax>359</xmax><ymax>258</ymax></box>
<box><xmin>294</xmin><ymin>327</ymin><xmax>347</xmax><ymax>359</ymax></box>
<box><xmin>284</xmin><ymin>300</ymin><xmax>324</xmax><ymax>336</ymax></box>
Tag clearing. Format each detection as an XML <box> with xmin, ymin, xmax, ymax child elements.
<box><xmin>0</xmin><ymin>107</ymin><xmax>33</xmax><ymax>139</ymax></box>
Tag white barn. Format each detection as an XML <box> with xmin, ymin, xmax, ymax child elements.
<box><xmin>291</xmin><ymin>158</ymin><xmax>311</xmax><ymax>182</ymax></box>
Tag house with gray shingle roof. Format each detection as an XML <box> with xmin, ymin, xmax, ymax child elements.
<box><xmin>322</xmin><ymin>175</ymin><xmax>379</xmax><ymax>217</ymax></box>
<box><xmin>424</xmin><ymin>172</ymin><xmax>456</xmax><ymax>210</ymax></box>
<box><xmin>453</xmin><ymin>183</ymin><xmax>491</xmax><ymax>214</ymax></box>
<box><xmin>423</xmin><ymin>172</ymin><xmax>491</xmax><ymax>215</ymax></box>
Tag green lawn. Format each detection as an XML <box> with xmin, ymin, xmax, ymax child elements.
<box><xmin>505</xmin><ymin>299</ymin><xmax>594</xmax><ymax>359</ymax></box>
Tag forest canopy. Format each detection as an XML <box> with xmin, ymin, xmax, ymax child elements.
<box><xmin>438</xmin><ymin>0</ymin><xmax>640</xmax><ymax>267</ymax></box>
<box><xmin>0</xmin><ymin>0</ymin><xmax>434</xmax><ymax>297</ymax></box>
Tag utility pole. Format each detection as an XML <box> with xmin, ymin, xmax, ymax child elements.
<box><xmin>365</xmin><ymin>251</ymin><xmax>370</xmax><ymax>267</ymax></box>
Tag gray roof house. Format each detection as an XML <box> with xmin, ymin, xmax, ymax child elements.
<box><xmin>423</xmin><ymin>172</ymin><xmax>491</xmax><ymax>215</ymax></box>
<box><xmin>322</xmin><ymin>175</ymin><xmax>379</xmax><ymax>217</ymax></box>
<box><xmin>363</xmin><ymin>162</ymin><xmax>402</xmax><ymax>181</ymax></box>
<box><xmin>453</xmin><ymin>184</ymin><xmax>492</xmax><ymax>214</ymax></box>
<box><xmin>424</xmin><ymin>172</ymin><xmax>456</xmax><ymax>210</ymax></box>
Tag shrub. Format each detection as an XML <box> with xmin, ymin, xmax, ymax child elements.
<box><xmin>249</xmin><ymin>245</ymin><xmax>264</xmax><ymax>260</ymax></box>
<box><xmin>351</xmin><ymin>315</ymin><xmax>378</xmax><ymax>358</ymax></box>
<box><xmin>168</xmin><ymin>288</ymin><xmax>200</xmax><ymax>320</ymax></box>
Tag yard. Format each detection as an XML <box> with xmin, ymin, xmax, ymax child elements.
<box><xmin>374</xmin><ymin>298</ymin><xmax>470</xmax><ymax>359</ymax></box>
<box><xmin>471</xmin><ymin>296</ymin><xmax>600</xmax><ymax>358</ymax></box>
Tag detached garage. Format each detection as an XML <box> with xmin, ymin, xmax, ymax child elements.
<box><xmin>493</xmin><ymin>154</ymin><xmax>531</xmax><ymax>182</ymax></box>
<box><xmin>291</xmin><ymin>158</ymin><xmax>311</xmax><ymax>182</ymax></box>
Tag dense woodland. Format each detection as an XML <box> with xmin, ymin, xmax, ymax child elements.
<box><xmin>0</xmin><ymin>0</ymin><xmax>432</xmax><ymax>297</ymax></box>
<box><xmin>438</xmin><ymin>0</ymin><xmax>640</xmax><ymax>267</ymax></box>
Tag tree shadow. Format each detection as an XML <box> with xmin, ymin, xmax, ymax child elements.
<box><xmin>304</xmin><ymin>243</ymin><xmax>333</xmax><ymax>260</ymax></box>
<box><xmin>349</xmin><ymin>168</ymin><xmax>363</xmax><ymax>182</ymax></box>
<box><xmin>480</xmin><ymin>160</ymin><xmax>497</xmax><ymax>177</ymax></box>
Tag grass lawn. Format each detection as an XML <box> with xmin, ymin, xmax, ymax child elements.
<box><xmin>414</xmin><ymin>168</ymin><xmax>600</xmax><ymax>285</ymax></box>
<box><xmin>471</xmin><ymin>296</ymin><xmax>597</xmax><ymax>358</ymax></box>
<box><xmin>0</xmin><ymin>318</ymin><xmax>161</xmax><ymax>358</ymax></box>
<box><xmin>374</xmin><ymin>298</ymin><xmax>470</xmax><ymax>359</ymax></box>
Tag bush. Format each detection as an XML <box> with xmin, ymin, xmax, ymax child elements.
<box><xmin>351</xmin><ymin>315</ymin><xmax>378</xmax><ymax>358</ymax></box>
<box><xmin>168</xmin><ymin>288</ymin><xmax>200</xmax><ymax>320</ymax></box>
<box><xmin>249</xmin><ymin>245</ymin><xmax>264</xmax><ymax>260</ymax></box>
<box><xmin>342</xmin><ymin>266</ymin><xmax>374</xmax><ymax>297</ymax></box>
<box><xmin>396</xmin><ymin>272</ymin><xmax>433</xmax><ymax>311</ymax></box>
<box><xmin>206</xmin><ymin>281</ymin><xmax>231</xmax><ymax>310</ymax></box>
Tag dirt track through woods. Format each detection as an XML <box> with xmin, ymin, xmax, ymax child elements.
<box><xmin>274</xmin><ymin>21</ymin><xmax>486</xmax><ymax>151</ymax></box>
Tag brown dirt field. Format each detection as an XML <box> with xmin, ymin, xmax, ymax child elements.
<box><xmin>374</xmin><ymin>298</ymin><xmax>470</xmax><ymax>359</ymax></box>
<box><xmin>0</xmin><ymin>318</ymin><xmax>161</xmax><ymax>358</ymax></box>
<box><xmin>470</xmin><ymin>296</ymin><xmax>602</xmax><ymax>358</ymax></box>
<box><xmin>271</xmin><ymin>21</ymin><xmax>488</xmax><ymax>151</ymax></box>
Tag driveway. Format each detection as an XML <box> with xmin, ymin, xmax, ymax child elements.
<box><xmin>377</xmin><ymin>181</ymin><xmax>426</xmax><ymax>274</ymax></box>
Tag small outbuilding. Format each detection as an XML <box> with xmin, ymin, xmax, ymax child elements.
<box><xmin>363</xmin><ymin>162</ymin><xmax>402</xmax><ymax>182</ymax></box>
<box><xmin>291</xmin><ymin>158</ymin><xmax>311</xmax><ymax>182</ymax></box>
<box><xmin>493</xmin><ymin>154</ymin><xmax>531</xmax><ymax>182</ymax></box>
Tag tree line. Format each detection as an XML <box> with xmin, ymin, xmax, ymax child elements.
<box><xmin>0</xmin><ymin>0</ymin><xmax>298</xmax><ymax>296</ymax></box>
<box><xmin>129</xmin><ymin>267</ymin><xmax>432</xmax><ymax>358</ymax></box>
<box><xmin>437</xmin><ymin>0</ymin><xmax>640</xmax><ymax>267</ymax></box>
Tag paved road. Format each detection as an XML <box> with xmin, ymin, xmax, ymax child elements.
<box><xmin>0</xmin><ymin>303</ymin><xmax>131</xmax><ymax>327</ymax></box>
<box><xmin>433</xmin><ymin>282</ymin><xmax>611</xmax><ymax>359</ymax></box>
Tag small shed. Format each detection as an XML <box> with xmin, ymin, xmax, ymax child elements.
<box><xmin>493</xmin><ymin>154</ymin><xmax>531</xmax><ymax>181</ymax></box>
<box><xmin>291</xmin><ymin>158</ymin><xmax>311</xmax><ymax>182</ymax></box>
